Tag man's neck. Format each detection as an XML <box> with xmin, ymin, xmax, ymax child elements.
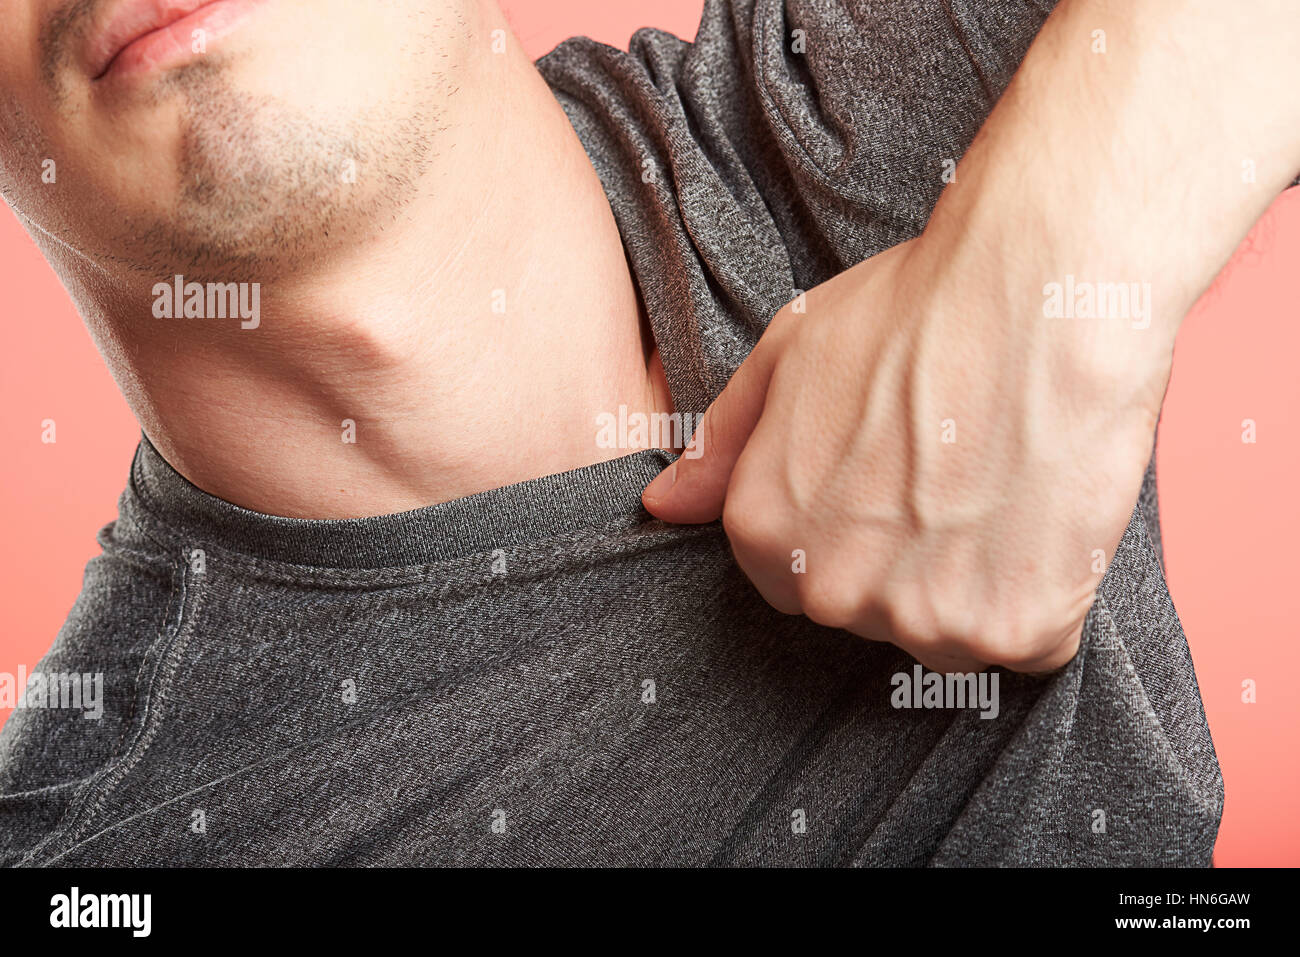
<box><xmin>52</xmin><ymin>15</ymin><xmax>669</xmax><ymax>519</ymax></box>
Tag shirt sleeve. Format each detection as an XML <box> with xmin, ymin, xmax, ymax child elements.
<box><xmin>537</xmin><ymin>0</ymin><xmax>1060</xmax><ymax>412</ymax></box>
<box><xmin>676</xmin><ymin>0</ymin><xmax>1060</xmax><ymax>269</ymax></box>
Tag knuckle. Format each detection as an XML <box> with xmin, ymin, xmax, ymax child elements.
<box><xmin>1042</xmin><ymin>629</ymin><xmax>1083</xmax><ymax>669</ymax></box>
<box><xmin>972</xmin><ymin>609</ymin><xmax>1064</xmax><ymax>669</ymax></box>
<box><xmin>969</xmin><ymin>626</ymin><xmax>1025</xmax><ymax>667</ymax></box>
<box><xmin>798</xmin><ymin>576</ymin><xmax>862</xmax><ymax>631</ymax></box>
<box><xmin>752</xmin><ymin>579</ymin><xmax>803</xmax><ymax>617</ymax></box>
<box><xmin>801</xmin><ymin>595</ymin><xmax>856</xmax><ymax>630</ymax></box>
<box><xmin>721</xmin><ymin>491</ymin><xmax>779</xmax><ymax>549</ymax></box>
<box><xmin>932</xmin><ymin>603</ymin><xmax>983</xmax><ymax>650</ymax></box>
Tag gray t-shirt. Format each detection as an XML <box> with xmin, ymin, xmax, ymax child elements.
<box><xmin>0</xmin><ymin>0</ymin><xmax>1221</xmax><ymax>866</ymax></box>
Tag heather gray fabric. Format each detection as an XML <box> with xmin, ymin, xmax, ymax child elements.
<box><xmin>0</xmin><ymin>0</ymin><xmax>1222</xmax><ymax>866</ymax></box>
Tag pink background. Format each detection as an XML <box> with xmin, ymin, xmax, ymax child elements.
<box><xmin>1</xmin><ymin>0</ymin><xmax>1295</xmax><ymax>866</ymax></box>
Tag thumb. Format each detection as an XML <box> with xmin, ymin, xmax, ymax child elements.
<box><xmin>642</xmin><ymin>314</ymin><xmax>792</xmax><ymax>524</ymax></box>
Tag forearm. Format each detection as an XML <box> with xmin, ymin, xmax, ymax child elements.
<box><xmin>921</xmin><ymin>0</ymin><xmax>1300</xmax><ymax>388</ymax></box>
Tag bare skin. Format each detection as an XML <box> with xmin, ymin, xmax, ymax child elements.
<box><xmin>4</xmin><ymin>0</ymin><xmax>1297</xmax><ymax>674</ymax></box>
<box><xmin>1</xmin><ymin>0</ymin><xmax>670</xmax><ymax>519</ymax></box>
<box><xmin>645</xmin><ymin>0</ymin><xmax>1300</xmax><ymax>672</ymax></box>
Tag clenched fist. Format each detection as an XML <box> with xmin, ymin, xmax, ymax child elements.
<box><xmin>643</xmin><ymin>238</ymin><xmax>1173</xmax><ymax>674</ymax></box>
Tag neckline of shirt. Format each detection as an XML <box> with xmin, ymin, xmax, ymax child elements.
<box><xmin>127</xmin><ymin>435</ymin><xmax>676</xmax><ymax>569</ymax></box>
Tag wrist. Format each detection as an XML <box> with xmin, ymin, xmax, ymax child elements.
<box><xmin>909</xmin><ymin>197</ymin><xmax>1176</xmax><ymax>419</ymax></box>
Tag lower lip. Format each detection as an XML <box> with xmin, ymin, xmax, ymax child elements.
<box><xmin>98</xmin><ymin>0</ymin><xmax>268</xmax><ymax>83</ymax></box>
